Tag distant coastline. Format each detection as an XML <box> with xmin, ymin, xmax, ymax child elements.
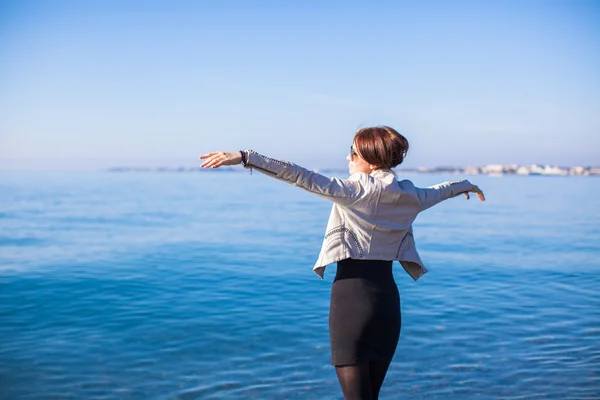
<box><xmin>106</xmin><ymin>164</ymin><xmax>600</xmax><ymax>176</ymax></box>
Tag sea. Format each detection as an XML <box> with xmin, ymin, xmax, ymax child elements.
<box><xmin>1</xmin><ymin>170</ymin><xmax>598</xmax><ymax>399</ymax></box>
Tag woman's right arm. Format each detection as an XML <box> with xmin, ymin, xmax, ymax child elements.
<box><xmin>199</xmin><ymin>150</ymin><xmax>369</xmax><ymax>207</ymax></box>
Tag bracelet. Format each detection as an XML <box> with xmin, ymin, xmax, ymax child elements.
<box><xmin>239</xmin><ymin>150</ymin><xmax>248</xmax><ymax>166</ymax></box>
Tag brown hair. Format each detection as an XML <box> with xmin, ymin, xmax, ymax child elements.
<box><xmin>353</xmin><ymin>126</ymin><xmax>409</xmax><ymax>169</ymax></box>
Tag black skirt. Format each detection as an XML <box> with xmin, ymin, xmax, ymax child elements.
<box><xmin>329</xmin><ymin>258</ymin><xmax>401</xmax><ymax>366</ymax></box>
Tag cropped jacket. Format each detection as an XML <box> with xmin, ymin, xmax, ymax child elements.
<box><xmin>242</xmin><ymin>150</ymin><xmax>475</xmax><ymax>280</ymax></box>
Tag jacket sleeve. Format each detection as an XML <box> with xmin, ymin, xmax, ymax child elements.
<box><xmin>415</xmin><ymin>179</ymin><xmax>474</xmax><ymax>212</ymax></box>
<box><xmin>243</xmin><ymin>150</ymin><xmax>367</xmax><ymax>207</ymax></box>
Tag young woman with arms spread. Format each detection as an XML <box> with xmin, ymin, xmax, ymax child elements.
<box><xmin>199</xmin><ymin>126</ymin><xmax>485</xmax><ymax>400</ymax></box>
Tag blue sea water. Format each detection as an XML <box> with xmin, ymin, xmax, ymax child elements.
<box><xmin>0</xmin><ymin>170</ymin><xmax>599</xmax><ymax>399</ymax></box>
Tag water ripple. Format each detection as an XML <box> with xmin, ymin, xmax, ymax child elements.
<box><xmin>1</xmin><ymin>172</ymin><xmax>599</xmax><ymax>399</ymax></box>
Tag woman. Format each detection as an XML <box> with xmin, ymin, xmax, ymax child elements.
<box><xmin>199</xmin><ymin>126</ymin><xmax>485</xmax><ymax>400</ymax></box>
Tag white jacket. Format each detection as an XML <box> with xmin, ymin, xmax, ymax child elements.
<box><xmin>243</xmin><ymin>150</ymin><xmax>475</xmax><ymax>280</ymax></box>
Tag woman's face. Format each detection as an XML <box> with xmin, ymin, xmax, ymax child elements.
<box><xmin>347</xmin><ymin>142</ymin><xmax>374</xmax><ymax>175</ymax></box>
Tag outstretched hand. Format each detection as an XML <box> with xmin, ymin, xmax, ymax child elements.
<box><xmin>464</xmin><ymin>184</ymin><xmax>485</xmax><ymax>201</ymax></box>
<box><xmin>199</xmin><ymin>152</ymin><xmax>242</xmax><ymax>169</ymax></box>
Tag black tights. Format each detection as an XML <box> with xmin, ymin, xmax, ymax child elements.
<box><xmin>335</xmin><ymin>360</ymin><xmax>392</xmax><ymax>400</ymax></box>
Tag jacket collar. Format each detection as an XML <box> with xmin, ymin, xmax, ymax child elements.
<box><xmin>371</xmin><ymin>168</ymin><xmax>395</xmax><ymax>176</ymax></box>
<box><xmin>370</xmin><ymin>168</ymin><xmax>397</xmax><ymax>182</ymax></box>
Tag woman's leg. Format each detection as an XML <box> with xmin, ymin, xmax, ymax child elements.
<box><xmin>368</xmin><ymin>359</ymin><xmax>392</xmax><ymax>399</ymax></box>
<box><xmin>334</xmin><ymin>359</ymin><xmax>392</xmax><ymax>400</ymax></box>
<box><xmin>335</xmin><ymin>360</ymin><xmax>372</xmax><ymax>400</ymax></box>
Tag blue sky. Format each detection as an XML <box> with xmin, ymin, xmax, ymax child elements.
<box><xmin>1</xmin><ymin>0</ymin><xmax>599</xmax><ymax>170</ymax></box>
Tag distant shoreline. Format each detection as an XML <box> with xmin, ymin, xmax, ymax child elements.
<box><xmin>106</xmin><ymin>164</ymin><xmax>600</xmax><ymax>176</ymax></box>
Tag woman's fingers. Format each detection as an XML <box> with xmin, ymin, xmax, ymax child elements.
<box><xmin>472</xmin><ymin>185</ymin><xmax>485</xmax><ymax>201</ymax></box>
<box><xmin>199</xmin><ymin>152</ymin><xmax>217</xmax><ymax>159</ymax></box>
<box><xmin>200</xmin><ymin>153</ymin><xmax>225</xmax><ymax>168</ymax></box>
<box><xmin>199</xmin><ymin>151</ymin><xmax>242</xmax><ymax>168</ymax></box>
<box><xmin>199</xmin><ymin>153</ymin><xmax>218</xmax><ymax>168</ymax></box>
<box><xmin>202</xmin><ymin>158</ymin><xmax>216</xmax><ymax>168</ymax></box>
<box><xmin>208</xmin><ymin>157</ymin><xmax>225</xmax><ymax>168</ymax></box>
<box><xmin>463</xmin><ymin>185</ymin><xmax>485</xmax><ymax>201</ymax></box>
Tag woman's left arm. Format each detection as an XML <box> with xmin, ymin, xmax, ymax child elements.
<box><xmin>414</xmin><ymin>179</ymin><xmax>485</xmax><ymax>212</ymax></box>
<box><xmin>199</xmin><ymin>150</ymin><xmax>368</xmax><ymax>207</ymax></box>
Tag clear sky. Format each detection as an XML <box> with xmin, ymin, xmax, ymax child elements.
<box><xmin>1</xmin><ymin>0</ymin><xmax>599</xmax><ymax>170</ymax></box>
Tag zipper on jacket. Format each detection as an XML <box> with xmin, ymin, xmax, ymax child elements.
<box><xmin>248</xmin><ymin>150</ymin><xmax>294</xmax><ymax>167</ymax></box>
<box><xmin>248</xmin><ymin>164</ymin><xmax>278</xmax><ymax>176</ymax></box>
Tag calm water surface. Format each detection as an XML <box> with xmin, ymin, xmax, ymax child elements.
<box><xmin>1</xmin><ymin>171</ymin><xmax>599</xmax><ymax>399</ymax></box>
